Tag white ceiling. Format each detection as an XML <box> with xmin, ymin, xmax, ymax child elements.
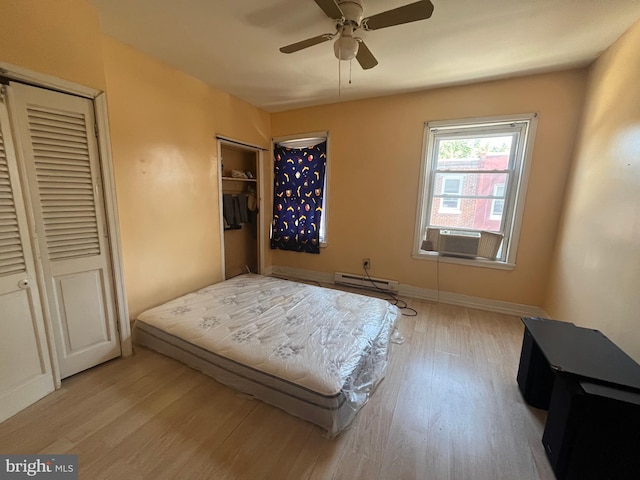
<box><xmin>89</xmin><ymin>0</ymin><xmax>640</xmax><ymax>112</ymax></box>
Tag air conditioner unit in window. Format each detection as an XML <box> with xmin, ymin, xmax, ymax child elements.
<box><xmin>423</xmin><ymin>228</ymin><xmax>503</xmax><ymax>260</ymax></box>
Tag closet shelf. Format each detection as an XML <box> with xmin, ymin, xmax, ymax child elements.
<box><xmin>222</xmin><ymin>176</ymin><xmax>256</xmax><ymax>182</ymax></box>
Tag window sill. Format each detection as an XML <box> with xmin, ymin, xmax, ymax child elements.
<box><xmin>412</xmin><ymin>251</ymin><xmax>515</xmax><ymax>271</ymax></box>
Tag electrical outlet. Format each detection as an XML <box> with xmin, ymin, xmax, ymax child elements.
<box><xmin>363</xmin><ymin>258</ymin><xmax>371</xmax><ymax>271</ymax></box>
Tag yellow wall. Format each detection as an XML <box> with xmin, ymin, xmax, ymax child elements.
<box><xmin>101</xmin><ymin>37</ymin><xmax>270</xmax><ymax>318</ymax></box>
<box><xmin>271</xmin><ymin>70</ymin><xmax>587</xmax><ymax>307</ymax></box>
<box><xmin>544</xmin><ymin>21</ymin><xmax>640</xmax><ymax>361</ymax></box>
<box><xmin>4</xmin><ymin>0</ymin><xmax>632</xmax><ymax>350</ymax></box>
<box><xmin>0</xmin><ymin>0</ymin><xmax>270</xmax><ymax>319</ymax></box>
<box><xmin>0</xmin><ymin>0</ymin><xmax>106</xmax><ymax>90</ymax></box>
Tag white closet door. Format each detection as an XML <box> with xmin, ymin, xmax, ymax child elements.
<box><xmin>0</xmin><ymin>91</ymin><xmax>55</xmax><ymax>422</ymax></box>
<box><xmin>9</xmin><ymin>83</ymin><xmax>120</xmax><ymax>379</ymax></box>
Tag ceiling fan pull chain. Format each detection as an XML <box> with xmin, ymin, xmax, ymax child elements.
<box><xmin>338</xmin><ymin>57</ymin><xmax>342</xmax><ymax>98</ymax></box>
<box><xmin>349</xmin><ymin>58</ymin><xmax>353</xmax><ymax>84</ymax></box>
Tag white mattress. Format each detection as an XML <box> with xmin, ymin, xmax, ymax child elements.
<box><xmin>134</xmin><ymin>274</ymin><xmax>399</xmax><ymax>436</ymax></box>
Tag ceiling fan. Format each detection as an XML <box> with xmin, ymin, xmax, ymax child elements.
<box><xmin>279</xmin><ymin>0</ymin><xmax>435</xmax><ymax>70</ymax></box>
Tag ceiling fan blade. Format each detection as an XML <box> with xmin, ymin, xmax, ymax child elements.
<box><xmin>280</xmin><ymin>34</ymin><xmax>334</xmax><ymax>54</ymax></box>
<box><xmin>314</xmin><ymin>0</ymin><xmax>344</xmax><ymax>19</ymax></box>
<box><xmin>363</xmin><ymin>0</ymin><xmax>434</xmax><ymax>31</ymax></box>
<box><xmin>356</xmin><ymin>40</ymin><xmax>378</xmax><ymax>70</ymax></box>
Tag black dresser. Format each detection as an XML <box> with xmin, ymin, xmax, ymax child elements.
<box><xmin>517</xmin><ymin>317</ymin><xmax>640</xmax><ymax>480</ymax></box>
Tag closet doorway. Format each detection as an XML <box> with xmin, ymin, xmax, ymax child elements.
<box><xmin>0</xmin><ymin>72</ymin><xmax>127</xmax><ymax>422</ymax></box>
<box><xmin>217</xmin><ymin>137</ymin><xmax>264</xmax><ymax>280</ymax></box>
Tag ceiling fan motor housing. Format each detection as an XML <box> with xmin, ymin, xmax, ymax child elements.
<box><xmin>337</xmin><ymin>0</ymin><xmax>364</xmax><ymax>24</ymax></box>
<box><xmin>333</xmin><ymin>1</ymin><xmax>363</xmax><ymax>60</ymax></box>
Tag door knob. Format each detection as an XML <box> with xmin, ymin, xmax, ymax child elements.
<box><xmin>18</xmin><ymin>278</ymin><xmax>30</xmax><ymax>289</ymax></box>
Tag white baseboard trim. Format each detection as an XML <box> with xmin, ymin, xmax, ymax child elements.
<box><xmin>435</xmin><ymin>290</ymin><xmax>546</xmax><ymax>317</ymax></box>
<box><xmin>267</xmin><ymin>265</ymin><xmax>547</xmax><ymax>318</ymax></box>
<box><xmin>268</xmin><ymin>265</ymin><xmax>334</xmax><ymax>284</ymax></box>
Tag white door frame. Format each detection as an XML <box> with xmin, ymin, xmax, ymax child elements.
<box><xmin>216</xmin><ymin>136</ymin><xmax>266</xmax><ymax>280</ymax></box>
<box><xmin>0</xmin><ymin>62</ymin><xmax>132</xmax><ymax>376</ymax></box>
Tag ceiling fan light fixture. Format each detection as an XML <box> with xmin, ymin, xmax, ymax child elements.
<box><xmin>333</xmin><ymin>35</ymin><xmax>359</xmax><ymax>60</ymax></box>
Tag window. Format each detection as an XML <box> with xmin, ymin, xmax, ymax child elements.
<box><xmin>490</xmin><ymin>183</ymin><xmax>505</xmax><ymax>220</ymax></box>
<box><xmin>414</xmin><ymin>114</ymin><xmax>537</xmax><ymax>266</ymax></box>
<box><xmin>439</xmin><ymin>175</ymin><xmax>463</xmax><ymax>212</ymax></box>
<box><xmin>271</xmin><ymin>133</ymin><xmax>329</xmax><ymax>253</ymax></box>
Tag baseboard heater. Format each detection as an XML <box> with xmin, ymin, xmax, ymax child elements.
<box><xmin>334</xmin><ymin>272</ymin><xmax>399</xmax><ymax>292</ymax></box>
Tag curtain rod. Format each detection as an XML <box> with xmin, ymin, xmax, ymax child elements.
<box><xmin>272</xmin><ymin>131</ymin><xmax>328</xmax><ymax>144</ymax></box>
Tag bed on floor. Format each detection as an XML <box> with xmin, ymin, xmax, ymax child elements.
<box><xmin>133</xmin><ymin>274</ymin><xmax>400</xmax><ymax>437</ymax></box>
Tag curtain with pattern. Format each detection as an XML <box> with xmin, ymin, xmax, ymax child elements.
<box><xmin>271</xmin><ymin>141</ymin><xmax>326</xmax><ymax>253</ymax></box>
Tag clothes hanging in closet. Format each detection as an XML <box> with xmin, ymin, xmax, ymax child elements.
<box><xmin>223</xmin><ymin>193</ymin><xmax>250</xmax><ymax>230</ymax></box>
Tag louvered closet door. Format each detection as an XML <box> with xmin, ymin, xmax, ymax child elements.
<box><xmin>9</xmin><ymin>83</ymin><xmax>120</xmax><ymax>378</ymax></box>
<box><xmin>0</xmin><ymin>90</ymin><xmax>55</xmax><ymax>422</ymax></box>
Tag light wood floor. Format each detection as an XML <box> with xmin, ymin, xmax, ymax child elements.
<box><xmin>0</xmin><ymin>299</ymin><xmax>555</xmax><ymax>479</ymax></box>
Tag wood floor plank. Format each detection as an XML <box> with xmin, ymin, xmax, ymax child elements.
<box><xmin>0</xmin><ymin>299</ymin><xmax>556</xmax><ymax>479</ymax></box>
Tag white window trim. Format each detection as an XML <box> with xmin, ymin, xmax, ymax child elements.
<box><xmin>272</xmin><ymin>131</ymin><xmax>329</xmax><ymax>247</ymax></box>
<box><xmin>412</xmin><ymin>113</ymin><xmax>538</xmax><ymax>269</ymax></box>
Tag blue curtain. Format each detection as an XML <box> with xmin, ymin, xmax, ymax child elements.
<box><xmin>271</xmin><ymin>141</ymin><xmax>327</xmax><ymax>253</ymax></box>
